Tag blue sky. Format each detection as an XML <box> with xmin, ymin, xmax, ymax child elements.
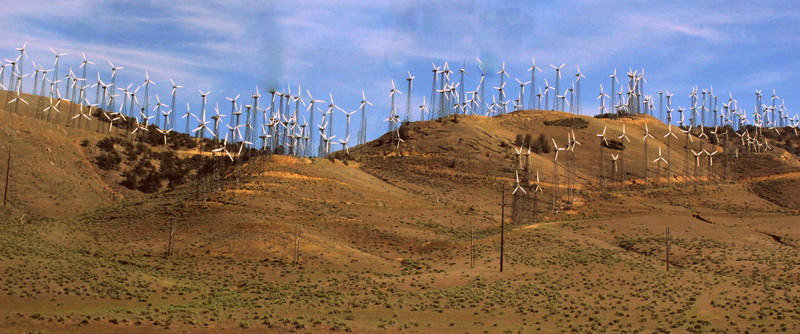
<box><xmin>1</xmin><ymin>0</ymin><xmax>798</xmax><ymax>142</ymax></box>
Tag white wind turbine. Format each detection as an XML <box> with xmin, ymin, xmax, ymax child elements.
<box><xmin>154</xmin><ymin>94</ymin><xmax>169</xmax><ymax>129</ymax></box>
<box><xmin>404</xmin><ymin>71</ymin><xmax>414</xmax><ymax>121</ymax></box>
<box><xmin>526</xmin><ymin>57</ymin><xmax>542</xmax><ymax>109</ymax></box>
<box><xmin>15</xmin><ymin>42</ymin><xmax>28</xmax><ymax>93</ymax></box>
<box><xmin>597</xmin><ymin>126</ymin><xmax>609</xmax><ymax>191</ymax></box>
<box><xmin>418</xmin><ymin>97</ymin><xmax>428</xmax><ymax>121</ymax></box>
<box><xmin>652</xmin><ymin>146</ymin><xmax>668</xmax><ymax>187</ymax></box>
<box><xmin>142</xmin><ymin>72</ymin><xmax>155</xmax><ymax>126</ymax></box>
<box><xmin>338</xmin><ymin>136</ymin><xmax>351</xmax><ymax>157</ymax></box>
<box><xmin>663</xmin><ymin>124</ymin><xmax>678</xmax><ymax>187</ymax></box>
<box><xmin>690</xmin><ymin>149</ymin><xmax>704</xmax><ymax>183</ymax></box>
<box><xmin>515</xmin><ymin>78</ymin><xmax>531</xmax><ymax>111</ymax></box>
<box><xmin>169</xmin><ymin>79</ymin><xmax>183</xmax><ymax>130</ymax></box>
<box><xmin>226</xmin><ymin>94</ymin><xmax>241</xmax><ymax>140</ymax></box>
<box><xmin>574</xmin><ymin>65</ymin><xmax>586</xmax><ymax>114</ymax></box>
<box><xmin>550</xmin><ymin>63</ymin><xmax>565</xmax><ymax>111</ymax></box>
<box><xmin>354</xmin><ymin>90</ymin><xmax>369</xmax><ymax>145</ymax></box>
<box><xmin>108</xmin><ymin>60</ymin><xmax>124</xmax><ymax>114</ymax></box>
<box><xmin>642</xmin><ymin>123</ymin><xmax>655</xmax><ymax>188</ymax></box>
<box><xmin>212</xmin><ymin>134</ymin><xmax>234</xmax><ymax>161</ymax></box>
<box><xmin>679</xmin><ymin>124</ymin><xmax>695</xmax><ymax>179</ymax></box>
<box><xmin>388</xmin><ymin>79</ymin><xmax>403</xmax><ymax>134</ymax></box>
<box><xmin>617</xmin><ymin>124</ymin><xmax>631</xmax><ymax>187</ymax></box>
<box><xmin>597</xmin><ymin>85</ymin><xmax>609</xmax><ymax>114</ymax></box>
<box><xmin>497</xmin><ymin>62</ymin><xmax>510</xmax><ymax>114</ymax></box>
<box><xmin>50</xmin><ymin>49</ymin><xmax>67</xmax><ymax>97</ymax></box>
<box><xmin>551</xmin><ymin>138</ymin><xmax>566</xmax><ymax>212</ymax></box>
<box><xmin>194</xmin><ymin>90</ymin><xmax>213</xmax><ymax>138</ymax></box>
<box><xmin>211</xmin><ymin>102</ymin><xmax>225</xmax><ymax>142</ymax></box>
<box><xmin>512</xmin><ymin>170</ymin><xmax>526</xmax><ymax>195</ymax></box>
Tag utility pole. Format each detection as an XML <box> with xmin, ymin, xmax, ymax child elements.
<box><xmin>500</xmin><ymin>186</ymin><xmax>505</xmax><ymax>273</ymax></box>
<box><xmin>3</xmin><ymin>148</ymin><xmax>10</xmax><ymax>207</ymax></box>
<box><xmin>665</xmin><ymin>226</ymin><xmax>671</xmax><ymax>272</ymax></box>
<box><xmin>293</xmin><ymin>225</ymin><xmax>300</xmax><ymax>265</ymax></box>
<box><xmin>470</xmin><ymin>225</ymin><xmax>475</xmax><ymax>269</ymax></box>
<box><xmin>166</xmin><ymin>219</ymin><xmax>176</xmax><ymax>257</ymax></box>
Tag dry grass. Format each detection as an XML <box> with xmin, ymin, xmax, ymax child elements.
<box><xmin>0</xmin><ymin>102</ymin><xmax>798</xmax><ymax>332</ymax></box>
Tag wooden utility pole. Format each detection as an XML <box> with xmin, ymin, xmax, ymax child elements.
<box><xmin>500</xmin><ymin>186</ymin><xmax>505</xmax><ymax>273</ymax></box>
<box><xmin>470</xmin><ymin>225</ymin><xmax>475</xmax><ymax>269</ymax></box>
<box><xmin>293</xmin><ymin>225</ymin><xmax>300</xmax><ymax>265</ymax></box>
<box><xmin>166</xmin><ymin>219</ymin><xmax>176</xmax><ymax>257</ymax></box>
<box><xmin>3</xmin><ymin>148</ymin><xmax>10</xmax><ymax>207</ymax></box>
<box><xmin>665</xmin><ymin>226</ymin><xmax>671</xmax><ymax>272</ymax></box>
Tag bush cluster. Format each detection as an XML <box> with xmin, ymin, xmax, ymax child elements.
<box><xmin>543</xmin><ymin>117</ymin><xmax>589</xmax><ymax>129</ymax></box>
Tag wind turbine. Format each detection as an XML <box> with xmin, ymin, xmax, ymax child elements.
<box><xmin>515</xmin><ymin>78</ymin><xmax>531</xmax><ymax>111</ymax></box>
<box><xmin>429</xmin><ymin>63</ymin><xmax>441</xmax><ymax>119</ymax></box>
<box><xmin>342</xmin><ymin>109</ymin><xmax>357</xmax><ymax>146</ymax></box>
<box><xmin>476</xmin><ymin>58</ymin><xmax>487</xmax><ymax>116</ymax></box>
<box><xmin>542</xmin><ymin>78</ymin><xmax>552</xmax><ymax>111</ymax></box>
<box><xmin>642</xmin><ymin>123</ymin><xmax>655</xmax><ymax>188</ymax></box>
<box><xmin>617</xmin><ymin>125</ymin><xmax>631</xmax><ymax>188</ymax></box>
<box><xmin>652</xmin><ymin>146</ymin><xmax>668</xmax><ymax>187</ymax></box>
<box><xmin>338</xmin><ymin>136</ymin><xmax>351</xmax><ymax>157</ymax></box>
<box><xmin>388</xmin><ymin>79</ymin><xmax>403</xmax><ymax>135</ymax></box>
<box><xmin>78</xmin><ymin>52</ymin><xmax>94</xmax><ymax>93</ymax></box>
<box><xmin>597</xmin><ymin>85</ymin><xmax>610</xmax><ymax>114</ymax></box>
<box><xmin>212</xmin><ymin>134</ymin><xmax>235</xmax><ymax>161</ymax></box>
<box><xmin>497</xmin><ymin>62</ymin><xmax>510</xmax><ymax>114</ymax></box>
<box><xmin>550</xmin><ymin>64</ymin><xmax>565</xmax><ymax>111</ymax></box>
<box><xmin>551</xmin><ymin>138</ymin><xmax>566</xmax><ymax>212</ymax></box>
<box><xmin>609</xmin><ymin>69</ymin><xmax>618</xmax><ymax>113</ymax></box>
<box><xmin>108</xmin><ymin>60</ymin><xmax>124</xmax><ymax>114</ymax></box>
<box><xmin>50</xmin><ymin>49</ymin><xmax>67</xmax><ymax>98</ymax></box>
<box><xmin>663</xmin><ymin>124</ymin><xmax>678</xmax><ymax>187</ymax></box>
<box><xmin>169</xmin><ymin>79</ymin><xmax>182</xmax><ymax>130</ymax></box>
<box><xmin>526</xmin><ymin>57</ymin><xmax>542</xmax><ymax>109</ymax></box>
<box><xmin>690</xmin><ymin>149</ymin><xmax>704</xmax><ymax>184</ymax></box>
<box><xmin>326</xmin><ymin>93</ymin><xmax>344</xmax><ymax>139</ymax></box>
<box><xmin>195</xmin><ymin>90</ymin><xmax>212</xmax><ymax>138</ymax></box>
<box><xmin>597</xmin><ymin>126</ymin><xmax>609</xmax><ymax>191</ymax></box>
<box><xmin>142</xmin><ymin>72</ymin><xmax>155</xmax><ymax>127</ymax></box>
<box><xmin>404</xmin><ymin>72</ymin><xmax>414</xmax><ymax>121</ymax></box>
<box><xmin>574</xmin><ymin>65</ymin><xmax>585</xmax><ymax>114</ymax></box>
<box><xmin>15</xmin><ymin>42</ymin><xmax>27</xmax><ymax>93</ymax></box>
<box><xmin>211</xmin><ymin>102</ymin><xmax>225</xmax><ymax>142</ymax></box>
<box><xmin>226</xmin><ymin>94</ymin><xmax>241</xmax><ymax>140</ymax></box>
<box><xmin>512</xmin><ymin>170</ymin><xmax>526</xmax><ymax>195</ymax></box>
<box><xmin>681</xmin><ymin>125</ymin><xmax>694</xmax><ymax>180</ymax></box>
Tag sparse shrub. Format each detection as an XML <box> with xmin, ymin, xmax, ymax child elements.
<box><xmin>531</xmin><ymin>134</ymin><xmax>550</xmax><ymax>154</ymax></box>
<box><xmin>96</xmin><ymin>151</ymin><xmax>122</xmax><ymax>170</ymax></box>
<box><xmin>604</xmin><ymin>138</ymin><xmax>625</xmax><ymax>151</ymax></box>
<box><xmin>543</xmin><ymin>117</ymin><xmax>588</xmax><ymax>129</ymax></box>
<box><xmin>121</xmin><ymin>170</ymin><xmax>138</xmax><ymax>189</ymax></box>
<box><xmin>137</xmin><ymin>172</ymin><xmax>162</xmax><ymax>193</ymax></box>
<box><xmin>80</xmin><ymin>139</ymin><xmax>89</xmax><ymax>147</ymax></box>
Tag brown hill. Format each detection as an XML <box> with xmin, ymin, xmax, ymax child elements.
<box><xmin>1</xmin><ymin>97</ymin><xmax>799</xmax><ymax>333</ymax></box>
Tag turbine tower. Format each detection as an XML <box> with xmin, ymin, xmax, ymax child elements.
<box><xmin>404</xmin><ymin>72</ymin><xmax>414</xmax><ymax>122</ymax></box>
<box><xmin>527</xmin><ymin>57</ymin><xmax>542</xmax><ymax>109</ymax></box>
<box><xmin>357</xmin><ymin>90</ymin><xmax>372</xmax><ymax>145</ymax></box>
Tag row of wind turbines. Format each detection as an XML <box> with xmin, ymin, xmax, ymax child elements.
<box><xmin>1</xmin><ymin>42</ymin><xmax>798</xmax><ymax>165</ymax></box>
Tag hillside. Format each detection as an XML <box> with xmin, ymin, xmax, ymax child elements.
<box><xmin>1</xmin><ymin>97</ymin><xmax>799</xmax><ymax>333</ymax></box>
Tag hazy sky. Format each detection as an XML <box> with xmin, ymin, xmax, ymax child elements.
<box><xmin>1</xmin><ymin>0</ymin><xmax>798</xmax><ymax>141</ymax></box>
